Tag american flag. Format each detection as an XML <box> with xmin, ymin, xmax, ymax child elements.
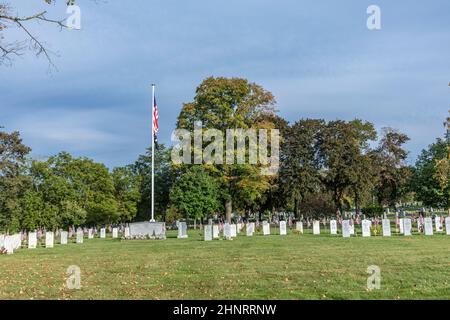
<box><xmin>153</xmin><ymin>97</ymin><xmax>159</xmax><ymax>147</ymax></box>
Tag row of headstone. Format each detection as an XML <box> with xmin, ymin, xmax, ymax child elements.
<box><xmin>5</xmin><ymin>227</ymin><xmax>121</xmax><ymax>253</ymax></box>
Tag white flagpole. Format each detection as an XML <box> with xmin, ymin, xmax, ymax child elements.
<box><xmin>151</xmin><ymin>84</ymin><xmax>155</xmax><ymax>222</ymax></box>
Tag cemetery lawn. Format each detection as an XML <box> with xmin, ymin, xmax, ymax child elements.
<box><xmin>1</xmin><ymin>230</ymin><xmax>449</xmax><ymax>300</ymax></box>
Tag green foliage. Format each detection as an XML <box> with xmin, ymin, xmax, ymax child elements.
<box><xmin>361</xmin><ymin>204</ymin><xmax>384</xmax><ymax>218</ymax></box>
<box><xmin>412</xmin><ymin>138</ymin><xmax>450</xmax><ymax>208</ymax></box>
<box><xmin>170</xmin><ymin>166</ymin><xmax>220</xmax><ymax>220</ymax></box>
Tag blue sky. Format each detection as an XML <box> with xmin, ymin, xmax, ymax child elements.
<box><xmin>1</xmin><ymin>0</ymin><xmax>449</xmax><ymax>168</ymax></box>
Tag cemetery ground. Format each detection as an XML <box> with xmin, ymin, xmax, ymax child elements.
<box><xmin>1</xmin><ymin>229</ymin><xmax>449</xmax><ymax>300</ymax></box>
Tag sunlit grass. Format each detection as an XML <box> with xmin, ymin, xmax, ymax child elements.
<box><xmin>1</xmin><ymin>228</ymin><xmax>449</xmax><ymax>300</ymax></box>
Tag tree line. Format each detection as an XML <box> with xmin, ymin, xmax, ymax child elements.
<box><xmin>1</xmin><ymin>77</ymin><xmax>449</xmax><ymax>231</ymax></box>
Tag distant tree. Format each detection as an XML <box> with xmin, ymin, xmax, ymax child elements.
<box><xmin>279</xmin><ymin>119</ymin><xmax>325</xmax><ymax>218</ymax></box>
<box><xmin>176</xmin><ymin>77</ymin><xmax>276</xmax><ymax>222</ymax></box>
<box><xmin>0</xmin><ymin>128</ymin><xmax>31</xmax><ymax>232</ymax></box>
<box><xmin>412</xmin><ymin>138</ymin><xmax>449</xmax><ymax>209</ymax></box>
<box><xmin>318</xmin><ymin>120</ymin><xmax>377</xmax><ymax>213</ymax></box>
<box><xmin>298</xmin><ymin>192</ymin><xmax>336</xmax><ymax>219</ymax></box>
<box><xmin>170</xmin><ymin>166</ymin><xmax>220</xmax><ymax>222</ymax></box>
<box><xmin>374</xmin><ymin>127</ymin><xmax>411</xmax><ymax>208</ymax></box>
<box><xmin>133</xmin><ymin>144</ymin><xmax>175</xmax><ymax>222</ymax></box>
<box><xmin>112</xmin><ymin>165</ymin><xmax>140</xmax><ymax>223</ymax></box>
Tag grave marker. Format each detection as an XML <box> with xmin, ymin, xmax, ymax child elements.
<box><xmin>88</xmin><ymin>229</ymin><xmax>94</xmax><ymax>239</ymax></box>
<box><xmin>424</xmin><ymin>217</ymin><xmax>433</xmax><ymax>236</ymax></box>
<box><xmin>330</xmin><ymin>220</ymin><xmax>337</xmax><ymax>235</ymax></box>
<box><xmin>60</xmin><ymin>231</ymin><xmax>68</xmax><ymax>245</ymax></box>
<box><xmin>445</xmin><ymin>217</ymin><xmax>450</xmax><ymax>236</ymax></box>
<box><xmin>263</xmin><ymin>221</ymin><xmax>270</xmax><ymax>235</ymax></box>
<box><xmin>313</xmin><ymin>221</ymin><xmax>320</xmax><ymax>235</ymax></box>
<box><xmin>435</xmin><ymin>217</ymin><xmax>443</xmax><ymax>232</ymax></box>
<box><xmin>342</xmin><ymin>220</ymin><xmax>351</xmax><ymax>238</ymax></box>
<box><xmin>76</xmin><ymin>230</ymin><xmax>84</xmax><ymax>244</ymax></box>
<box><xmin>279</xmin><ymin>221</ymin><xmax>287</xmax><ymax>235</ymax></box>
<box><xmin>112</xmin><ymin>228</ymin><xmax>118</xmax><ymax>239</ymax></box>
<box><xmin>296</xmin><ymin>221</ymin><xmax>303</xmax><ymax>234</ymax></box>
<box><xmin>124</xmin><ymin>227</ymin><xmax>130</xmax><ymax>238</ymax></box>
<box><xmin>403</xmin><ymin>218</ymin><xmax>412</xmax><ymax>236</ymax></box>
<box><xmin>177</xmin><ymin>222</ymin><xmax>188</xmax><ymax>239</ymax></box>
<box><xmin>399</xmin><ymin>218</ymin><xmax>404</xmax><ymax>234</ymax></box>
<box><xmin>28</xmin><ymin>232</ymin><xmax>37</xmax><ymax>249</ymax></box>
<box><xmin>246</xmin><ymin>223</ymin><xmax>254</xmax><ymax>236</ymax></box>
<box><xmin>230</xmin><ymin>224</ymin><xmax>237</xmax><ymax>238</ymax></box>
<box><xmin>382</xmin><ymin>219</ymin><xmax>391</xmax><ymax>237</ymax></box>
<box><xmin>224</xmin><ymin>223</ymin><xmax>232</xmax><ymax>240</ymax></box>
<box><xmin>100</xmin><ymin>228</ymin><xmax>106</xmax><ymax>239</ymax></box>
<box><xmin>204</xmin><ymin>224</ymin><xmax>213</xmax><ymax>241</ymax></box>
<box><xmin>213</xmin><ymin>225</ymin><xmax>219</xmax><ymax>239</ymax></box>
<box><xmin>362</xmin><ymin>220</ymin><xmax>371</xmax><ymax>237</ymax></box>
<box><xmin>45</xmin><ymin>231</ymin><xmax>54</xmax><ymax>248</ymax></box>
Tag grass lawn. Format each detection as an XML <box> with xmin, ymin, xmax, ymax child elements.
<box><xmin>1</xmin><ymin>229</ymin><xmax>449</xmax><ymax>300</ymax></box>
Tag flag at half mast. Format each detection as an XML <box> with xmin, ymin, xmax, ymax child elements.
<box><xmin>153</xmin><ymin>96</ymin><xmax>159</xmax><ymax>148</ymax></box>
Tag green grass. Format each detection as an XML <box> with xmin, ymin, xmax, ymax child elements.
<box><xmin>1</xmin><ymin>229</ymin><xmax>449</xmax><ymax>300</ymax></box>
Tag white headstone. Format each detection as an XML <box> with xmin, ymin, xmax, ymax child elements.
<box><xmin>45</xmin><ymin>232</ymin><xmax>54</xmax><ymax>248</ymax></box>
<box><xmin>237</xmin><ymin>223</ymin><xmax>242</xmax><ymax>233</ymax></box>
<box><xmin>60</xmin><ymin>231</ymin><xmax>68</xmax><ymax>245</ymax></box>
<box><xmin>88</xmin><ymin>229</ymin><xmax>94</xmax><ymax>239</ymax></box>
<box><xmin>4</xmin><ymin>235</ymin><xmax>14</xmax><ymax>254</ymax></box>
<box><xmin>382</xmin><ymin>219</ymin><xmax>391</xmax><ymax>237</ymax></box>
<box><xmin>204</xmin><ymin>224</ymin><xmax>213</xmax><ymax>241</ymax></box>
<box><xmin>0</xmin><ymin>234</ymin><xmax>4</xmax><ymax>249</ymax></box>
<box><xmin>399</xmin><ymin>218</ymin><xmax>404</xmax><ymax>234</ymax></box>
<box><xmin>124</xmin><ymin>227</ymin><xmax>130</xmax><ymax>238</ymax></box>
<box><xmin>342</xmin><ymin>220</ymin><xmax>351</xmax><ymax>238</ymax></box>
<box><xmin>13</xmin><ymin>234</ymin><xmax>22</xmax><ymax>250</ymax></box>
<box><xmin>230</xmin><ymin>224</ymin><xmax>237</xmax><ymax>238</ymax></box>
<box><xmin>403</xmin><ymin>218</ymin><xmax>412</xmax><ymax>236</ymax></box>
<box><xmin>349</xmin><ymin>222</ymin><xmax>355</xmax><ymax>235</ymax></box>
<box><xmin>177</xmin><ymin>222</ymin><xmax>188</xmax><ymax>239</ymax></box>
<box><xmin>435</xmin><ymin>217</ymin><xmax>443</xmax><ymax>232</ymax></box>
<box><xmin>279</xmin><ymin>221</ymin><xmax>287</xmax><ymax>236</ymax></box>
<box><xmin>112</xmin><ymin>228</ymin><xmax>118</xmax><ymax>239</ymax></box>
<box><xmin>313</xmin><ymin>221</ymin><xmax>320</xmax><ymax>235</ymax></box>
<box><xmin>213</xmin><ymin>225</ymin><xmax>219</xmax><ymax>239</ymax></box>
<box><xmin>76</xmin><ymin>230</ymin><xmax>84</xmax><ymax>244</ymax></box>
<box><xmin>224</xmin><ymin>223</ymin><xmax>232</xmax><ymax>240</ymax></box>
<box><xmin>246</xmin><ymin>223</ymin><xmax>254</xmax><ymax>236</ymax></box>
<box><xmin>330</xmin><ymin>220</ymin><xmax>337</xmax><ymax>235</ymax></box>
<box><xmin>362</xmin><ymin>220</ymin><xmax>371</xmax><ymax>237</ymax></box>
<box><xmin>100</xmin><ymin>228</ymin><xmax>106</xmax><ymax>239</ymax></box>
<box><xmin>295</xmin><ymin>221</ymin><xmax>303</xmax><ymax>234</ymax></box>
<box><xmin>263</xmin><ymin>221</ymin><xmax>271</xmax><ymax>236</ymax></box>
<box><xmin>28</xmin><ymin>232</ymin><xmax>37</xmax><ymax>249</ymax></box>
<box><xmin>445</xmin><ymin>217</ymin><xmax>450</xmax><ymax>236</ymax></box>
<box><xmin>424</xmin><ymin>217</ymin><xmax>433</xmax><ymax>236</ymax></box>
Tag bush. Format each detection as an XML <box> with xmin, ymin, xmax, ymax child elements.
<box><xmin>362</xmin><ymin>204</ymin><xmax>384</xmax><ymax>218</ymax></box>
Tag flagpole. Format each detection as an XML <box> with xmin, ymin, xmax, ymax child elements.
<box><xmin>151</xmin><ymin>84</ymin><xmax>155</xmax><ymax>222</ymax></box>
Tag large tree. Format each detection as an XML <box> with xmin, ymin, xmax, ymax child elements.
<box><xmin>0</xmin><ymin>128</ymin><xmax>31</xmax><ymax>232</ymax></box>
<box><xmin>412</xmin><ymin>138</ymin><xmax>449</xmax><ymax>209</ymax></box>
<box><xmin>170</xmin><ymin>166</ymin><xmax>220</xmax><ymax>222</ymax></box>
<box><xmin>374</xmin><ymin>127</ymin><xmax>411</xmax><ymax>208</ymax></box>
<box><xmin>318</xmin><ymin>119</ymin><xmax>377</xmax><ymax>213</ymax></box>
<box><xmin>176</xmin><ymin>77</ymin><xmax>277</xmax><ymax>222</ymax></box>
<box><xmin>279</xmin><ymin>119</ymin><xmax>325</xmax><ymax>218</ymax></box>
<box><xmin>133</xmin><ymin>144</ymin><xmax>175</xmax><ymax>222</ymax></box>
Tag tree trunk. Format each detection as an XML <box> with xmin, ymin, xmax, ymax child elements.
<box><xmin>225</xmin><ymin>199</ymin><xmax>232</xmax><ymax>223</ymax></box>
